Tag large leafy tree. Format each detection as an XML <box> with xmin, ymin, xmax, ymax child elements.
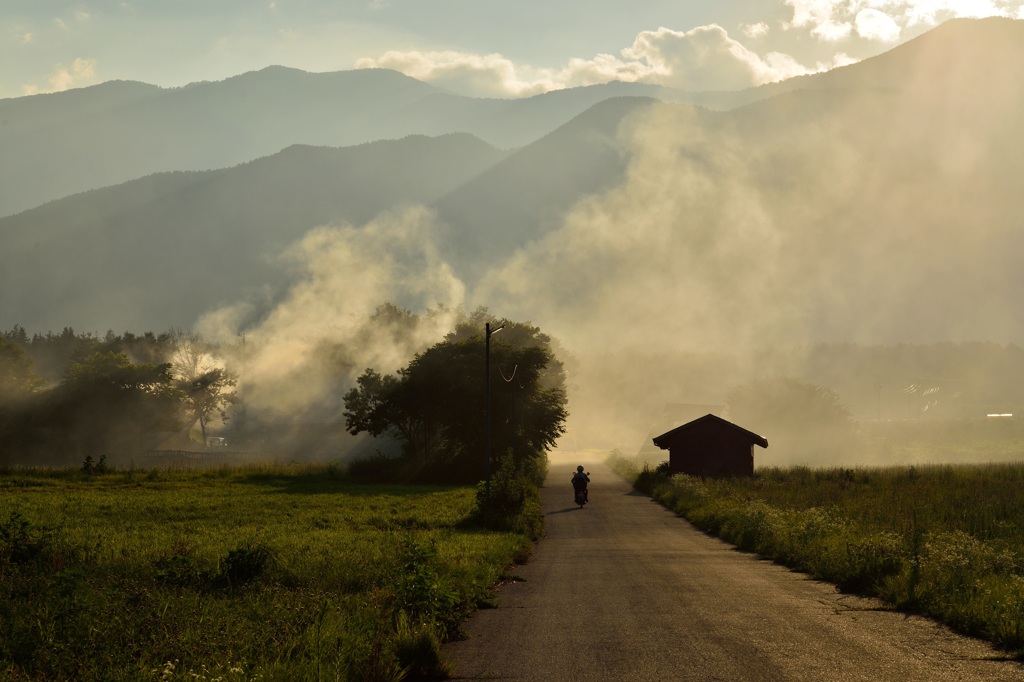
<box><xmin>171</xmin><ymin>331</ymin><xmax>237</xmax><ymax>446</ymax></box>
<box><xmin>344</xmin><ymin>315</ymin><xmax>567</xmax><ymax>482</ymax></box>
<box><xmin>0</xmin><ymin>337</ymin><xmax>45</xmax><ymax>405</ymax></box>
<box><xmin>56</xmin><ymin>351</ymin><xmax>183</xmax><ymax>456</ymax></box>
<box><xmin>0</xmin><ymin>335</ymin><xmax>185</xmax><ymax>464</ymax></box>
<box><xmin>0</xmin><ymin>338</ymin><xmax>47</xmax><ymax>466</ymax></box>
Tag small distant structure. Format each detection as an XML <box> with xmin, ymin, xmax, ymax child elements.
<box><xmin>638</xmin><ymin>403</ymin><xmax>724</xmax><ymax>460</ymax></box>
<box><xmin>652</xmin><ymin>414</ymin><xmax>768</xmax><ymax>478</ymax></box>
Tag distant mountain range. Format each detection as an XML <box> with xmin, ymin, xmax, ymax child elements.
<box><xmin>2</xmin><ymin>17</ymin><xmax>1024</xmax><ymax>341</ymax></box>
<box><xmin>0</xmin><ymin>68</ymin><xmax>715</xmax><ymax>218</ymax></box>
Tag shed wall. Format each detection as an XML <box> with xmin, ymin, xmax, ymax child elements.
<box><xmin>665</xmin><ymin>422</ymin><xmax>754</xmax><ymax>477</ymax></box>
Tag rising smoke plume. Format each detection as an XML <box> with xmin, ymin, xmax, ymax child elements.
<box><xmin>193</xmin><ymin>20</ymin><xmax>1024</xmax><ymax>463</ymax></box>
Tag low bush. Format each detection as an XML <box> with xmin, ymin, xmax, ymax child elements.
<box><xmin>0</xmin><ymin>511</ymin><xmax>52</xmax><ymax>566</ymax></box>
<box><xmin>472</xmin><ymin>451</ymin><xmax>544</xmax><ymax>540</ymax></box>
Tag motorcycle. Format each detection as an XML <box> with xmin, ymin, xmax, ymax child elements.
<box><xmin>572</xmin><ymin>473</ymin><xmax>590</xmax><ymax>508</ymax></box>
<box><xmin>574</xmin><ymin>487</ymin><xmax>588</xmax><ymax>508</ymax></box>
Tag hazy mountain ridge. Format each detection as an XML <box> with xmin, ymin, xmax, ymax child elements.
<box><xmin>3</xmin><ymin>17</ymin><xmax>1024</xmax><ymax>346</ymax></box>
<box><xmin>0</xmin><ymin>68</ymin><xmax>442</xmax><ymax>217</ymax></box>
<box><xmin>0</xmin><ymin>134</ymin><xmax>506</xmax><ymax>332</ymax></box>
<box><xmin>0</xmin><ymin>68</ymin><xmax>716</xmax><ymax>218</ymax></box>
<box><xmin>736</xmin><ymin>17</ymin><xmax>1024</xmax><ymax>101</ymax></box>
<box><xmin>9</xmin><ymin>17</ymin><xmax>956</xmax><ymax>222</ymax></box>
<box><xmin>434</xmin><ymin>96</ymin><xmax>653</xmax><ymax>277</ymax></box>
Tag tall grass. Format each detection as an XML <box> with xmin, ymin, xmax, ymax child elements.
<box><xmin>611</xmin><ymin>453</ymin><xmax>1024</xmax><ymax>657</ymax></box>
<box><xmin>0</xmin><ymin>463</ymin><xmax>535</xmax><ymax>681</ymax></box>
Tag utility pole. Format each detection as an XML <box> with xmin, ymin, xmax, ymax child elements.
<box><xmin>485</xmin><ymin>322</ymin><xmax>504</xmax><ymax>497</ymax></box>
<box><xmin>501</xmin><ymin>365</ymin><xmax>519</xmax><ymax>464</ymax></box>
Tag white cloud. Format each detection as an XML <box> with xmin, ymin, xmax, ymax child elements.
<box><xmin>903</xmin><ymin>0</ymin><xmax>1008</xmax><ymax>25</ymax></box>
<box><xmin>31</xmin><ymin>58</ymin><xmax>99</xmax><ymax>93</ymax></box>
<box><xmin>624</xmin><ymin>24</ymin><xmax>853</xmax><ymax>88</ymax></box>
<box><xmin>356</xmin><ymin>50</ymin><xmax>560</xmax><ymax>97</ymax></box>
<box><xmin>785</xmin><ymin>0</ymin><xmax>854</xmax><ymax>40</ymax></box>
<box><xmin>358</xmin><ymin>23</ymin><xmax>826</xmax><ymax>96</ymax></box>
<box><xmin>816</xmin><ymin>19</ymin><xmax>855</xmax><ymax>40</ymax></box>
<box><xmin>21</xmin><ymin>32</ymin><xmax>33</xmax><ymax>44</ymax></box>
<box><xmin>53</xmin><ymin>57</ymin><xmax>97</xmax><ymax>90</ymax></box>
<box><xmin>785</xmin><ymin>0</ymin><xmax>1022</xmax><ymax>42</ymax></box>
<box><xmin>621</xmin><ymin>25</ymin><xmax>764</xmax><ymax>90</ymax></box>
<box><xmin>856</xmin><ymin>8</ymin><xmax>903</xmax><ymax>40</ymax></box>
<box><xmin>742</xmin><ymin>22</ymin><xmax>771</xmax><ymax>38</ymax></box>
<box><xmin>561</xmin><ymin>52</ymin><xmax>655</xmax><ymax>87</ymax></box>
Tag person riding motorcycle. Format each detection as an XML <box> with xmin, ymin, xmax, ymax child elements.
<box><xmin>571</xmin><ymin>465</ymin><xmax>590</xmax><ymax>504</ymax></box>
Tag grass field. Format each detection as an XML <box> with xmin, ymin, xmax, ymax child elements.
<box><xmin>0</xmin><ymin>464</ymin><xmax>534</xmax><ymax>681</ymax></box>
<box><xmin>610</xmin><ymin>453</ymin><xmax>1024</xmax><ymax>658</ymax></box>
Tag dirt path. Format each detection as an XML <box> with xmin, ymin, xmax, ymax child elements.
<box><xmin>444</xmin><ymin>453</ymin><xmax>1024</xmax><ymax>681</ymax></box>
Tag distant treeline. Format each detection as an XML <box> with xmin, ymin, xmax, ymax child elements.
<box><xmin>2</xmin><ymin>325</ymin><xmax>176</xmax><ymax>383</ymax></box>
<box><xmin>5</xmin><ymin>322</ymin><xmax>1024</xmax><ymax>469</ymax></box>
<box><xmin>0</xmin><ymin>326</ymin><xmax>235</xmax><ymax>468</ymax></box>
<box><xmin>788</xmin><ymin>342</ymin><xmax>1024</xmax><ymax>419</ymax></box>
<box><xmin>0</xmin><ymin>306</ymin><xmax>569</xmax><ymax>480</ymax></box>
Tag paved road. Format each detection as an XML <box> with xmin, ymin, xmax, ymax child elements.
<box><xmin>445</xmin><ymin>453</ymin><xmax>1024</xmax><ymax>681</ymax></box>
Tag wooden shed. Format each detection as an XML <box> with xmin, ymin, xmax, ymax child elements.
<box><xmin>652</xmin><ymin>414</ymin><xmax>768</xmax><ymax>477</ymax></box>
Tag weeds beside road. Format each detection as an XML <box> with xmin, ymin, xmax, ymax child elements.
<box><xmin>0</xmin><ymin>462</ymin><xmax>540</xmax><ymax>681</ymax></box>
<box><xmin>610</xmin><ymin>453</ymin><xmax>1024</xmax><ymax>658</ymax></box>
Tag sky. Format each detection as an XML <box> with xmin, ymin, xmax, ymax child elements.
<box><xmin>4</xmin><ymin>0</ymin><xmax>1024</xmax><ymax>100</ymax></box>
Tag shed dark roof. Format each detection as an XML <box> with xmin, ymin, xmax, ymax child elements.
<box><xmin>652</xmin><ymin>414</ymin><xmax>769</xmax><ymax>449</ymax></box>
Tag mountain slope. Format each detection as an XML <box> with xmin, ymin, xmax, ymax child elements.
<box><xmin>742</xmin><ymin>17</ymin><xmax>1024</xmax><ymax>103</ymax></box>
<box><xmin>2</xmin><ymin>17</ymin><xmax>1024</xmax><ymax>346</ymax></box>
<box><xmin>0</xmin><ymin>134</ymin><xmax>506</xmax><ymax>333</ymax></box>
<box><xmin>0</xmin><ymin>68</ymin><xmax>441</xmax><ymax>217</ymax></box>
<box><xmin>434</xmin><ymin>96</ymin><xmax>656</xmax><ymax>277</ymax></box>
<box><xmin>0</xmin><ymin>70</ymin><xmax>706</xmax><ymax>218</ymax></box>
<box><xmin>6</xmin><ymin>18</ymin><xmax>1018</xmax><ymax>219</ymax></box>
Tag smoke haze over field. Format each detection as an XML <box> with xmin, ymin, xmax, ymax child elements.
<box><xmin>190</xmin><ymin>20</ymin><xmax>1024</xmax><ymax>460</ymax></box>
<box><xmin>5</xmin><ymin>18</ymin><xmax>1023</xmax><ymax>466</ymax></box>
<box><xmin>195</xmin><ymin>207</ymin><xmax>464</xmax><ymax>422</ymax></box>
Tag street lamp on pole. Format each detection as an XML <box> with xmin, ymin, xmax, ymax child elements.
<box><xmin>485</xmin><ymin>321</ymin><xmax>504</xmax><ymax>497</ymax></box>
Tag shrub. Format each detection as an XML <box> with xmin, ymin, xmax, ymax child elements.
<box><xmin>80</xmin><ymin>454</ymin><xmax>110</xmax><ymax>477</ymax></box>
<box><xmin>153</xmin><ymin>543</ymin><xmax>203</xmax><ymax>588</ymax></box>
<box><xmin>393</xmin><ymin>612</ymin><xmax>451</xmax><ymax>679</ymax></box>
<box><xmin>0</xmin><ymin>511</ymin><xmax>51</xmax><ymax>566</ymax></box>
<box><xmin>473</xmin><ymin>452</ymin><xmax>543</xmax><ymax>539</ymax></box>
<box><xmin>214</xmin><ymin>541</ymin><xmax>275</xmax><ymax>589</ymax></box>
<box><xmin>836</xmin><ymin>531</ymin><xmax>907</xmax><ymax>592</ymax></box>
<box><xmin>633</xmin><ymin>461</ymin><xmax>670</xmax><ymax>495</ymax></box>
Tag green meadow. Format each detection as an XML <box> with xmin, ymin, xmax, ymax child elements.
<box><xmin>0</xmin><ymin>464</ymin><xmax>534</xmax><ymax>681</ymax></box>
<box><xmin>611</xmin><ymin>453</ymin><xmax>1024</xmax><ymax>657</ymax></box>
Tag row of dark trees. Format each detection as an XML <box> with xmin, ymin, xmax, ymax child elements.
<box><xmin>0</xmin><ymin>309</ymin><xmax>570</xmax><ymax>483</ymax></box>
<box><xmin>0</xmin><ymin>329</ymin><xmax>236</xmax><ymax>467</ymax></box>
